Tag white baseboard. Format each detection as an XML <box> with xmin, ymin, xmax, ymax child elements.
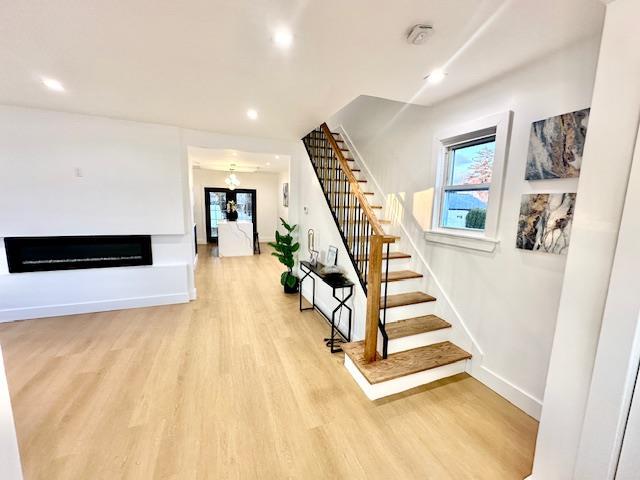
<box><xmin>471</xmin><ymin>364</ymin><xmax>543</xmax><ymax>419</ymax></box>
<box><xmin>189</xmin><ymin>288</ymin><xmax>197</xmax><ymax>300</ymax></box>
<box><xmin>0</xmin><ymin>293</ymin><xmax>191</xmax><ymax>323</ymax></box>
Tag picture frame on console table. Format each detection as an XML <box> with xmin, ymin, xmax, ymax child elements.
<box><xmin>326</xmin><ymin>245</ymin><xmax>338</xmax><ymax>266</ymax></box>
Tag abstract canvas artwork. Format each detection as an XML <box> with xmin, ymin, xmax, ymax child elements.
<box><xmin>525</xmin><ymin>108</ymin><xmax>590</xmax><ymax>180</ymax></box>
<box><xmin>282</xmin><ymin>182</ymin><xmax>289</xmax><ymax>207</ymax></box>
<box><xmin>516</xmin><ymin>193</ymin><xmax>576</xmax><ymax>255</ymax></box>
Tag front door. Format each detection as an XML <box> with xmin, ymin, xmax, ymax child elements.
<box><xmin>204</xmin><ymin>188</ymin><xmax>257</xmax><ymax>243</ymax></box>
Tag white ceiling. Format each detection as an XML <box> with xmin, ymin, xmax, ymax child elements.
<box><xmin>189</xmin><ymin>147</ymin><xmax>290</xmax><ymax>173</ymax></box>
<box><xmin>0</xmin><ymin>0</ymin><xmax>605</xmax><ymax>140</ymax></box>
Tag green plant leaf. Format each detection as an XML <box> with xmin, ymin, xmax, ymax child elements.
<box><xmin>280</xmin><ymin>217</ymin><xmax>292</xmax><ymax>232</ymax></box>
<box><xmin>291</xmin><ymin>242</ymin><xmax>300</xmax><ymax>252</ymax></box>
<box><xmin>280</xmin><ymin>271</ymin><xmax>288</xmax><ymax>286</ymax></box>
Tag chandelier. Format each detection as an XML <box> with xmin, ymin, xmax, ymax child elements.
<box><xmin>224</xmin><ymin>165</ymin><xmax>240</xmax><ymax>190</ymax></box>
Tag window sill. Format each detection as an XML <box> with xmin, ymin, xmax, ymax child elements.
<box><xmin>424</xmin><ymin>229</ymin><xmax>499</xmax><ymax>253</ymax></box>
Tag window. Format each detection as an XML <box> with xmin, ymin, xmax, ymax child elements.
<box><xmin>427</xmin><ymin>111</ymin><xmax>512</xmax><ymax>252</ymax></box>
<box><xmin>441</xmin><ymin>136</ymin><xmax>496</xmax><ymax>231</ymax></box>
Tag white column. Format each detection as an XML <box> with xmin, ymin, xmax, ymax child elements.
<box><xmin>0</xmin><ymin>347</ymin><xmax>23</xmax><ymax>480</ymax></box>
<box><xmin>530</xmin><ymin>0</ymin><xmax>640</xmax><ymax>478</ymax></box>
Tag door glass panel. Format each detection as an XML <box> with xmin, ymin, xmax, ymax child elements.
<box><xmin>209</xmin><ymin>191</ymin><xmax>227</xmax><ymax>238</ymax></box>
<box><xmin>235</xmin><ymin>192</ymin><xmax>253</xmax><ymax>222</ymax></box>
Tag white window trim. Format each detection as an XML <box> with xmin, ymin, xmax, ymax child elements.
<box><xmin>426</xmin><ymin>110</ymin><xmax>513</xmax><ymax>252</ymax></box>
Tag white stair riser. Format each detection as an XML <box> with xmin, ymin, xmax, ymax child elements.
<box><xmin>381</xmin><ymin>277</ymin><xmax>423</xmax><ymax>295</ymax></box>
<box><xmin>382</xmin><ymin>301</ymin><xmax>437</xmax><ymax>322</ymax></box>
<box><xmin>344</xmin><ymin>356</ymin><xmax>467</xmax><ymax>400</ymax></box>
<box><xmin>359</xmin><ymin>257</ymin><xmax>414</xmax><ymax>273</ymax></box>
<box><xmin>378</xmin><ymin>328</ymin><xmax>451</xmax><ymax>355</ymax></box>
<box><xmin>381</xmin><ymin>257</ymin><xmax>413</xmax><ymax>270</ymax></box>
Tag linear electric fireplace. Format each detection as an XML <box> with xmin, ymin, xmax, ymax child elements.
<box><xmin>4</xmin><ymin>235</ymin><xmax>153</xmax><ymax>273</ymax></box>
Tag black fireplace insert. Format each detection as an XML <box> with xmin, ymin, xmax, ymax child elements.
<box><xmin>4</xmin><ymin>235</ymin><xmax>153</xmax><ymax>273</ymax></box>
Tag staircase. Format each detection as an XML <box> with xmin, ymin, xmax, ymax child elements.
<box><xmin>302</xmin><ymin>124</ymin><xmax>471</xmax><ymax>400</ymax></box>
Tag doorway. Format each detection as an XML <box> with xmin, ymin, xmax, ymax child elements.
<box><xmin>204</xmin><ymin>188</ymin><xmax>257</xmax><ymax>243</ymax></box>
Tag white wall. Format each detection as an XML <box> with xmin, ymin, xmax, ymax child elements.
<box><xmin>0</xmin><ymin>105</ymin><xmax>195</xmax><ymax>322</ymax></box>
<box><xmin>192</xmin><ymin>168</ymin><xmax>280</xmax><ymax>244</ymax></box>
<box><xmin>327</xmin><ymin>37</ymin><xmax>602</xmax><ymax>418</ymax></box>
<box><xmin>0</xmin><ymin>106</ymin><xmax>186</xmax><ymax>236</ymax></box>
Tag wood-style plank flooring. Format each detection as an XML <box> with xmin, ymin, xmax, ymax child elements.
<box><xmin>0</xmin><ymin>246</ymin><xmax>538</xmax><ymax>479</ymax></box>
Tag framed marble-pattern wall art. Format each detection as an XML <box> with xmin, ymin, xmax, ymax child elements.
<box><xmin>525</xmin><ymin>108</ymin><xmax>590</xmax><ymax>180</ymax></box>
<box><xmin>516</xmin><ymin>193</ymin><xmax>576</xmax><ymax>255</ymax></box>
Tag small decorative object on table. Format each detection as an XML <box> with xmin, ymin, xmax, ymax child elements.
<box><xmin>326</xmin><ymin>245</ymin><xmax>338</xmax><ymax>266</ymax></box>
<box><xmin>320</xmin><ymin>264</ymin><xmax>343</xmax><ymax>279</ymax></box>
<box><xmin>308</xmin><ymin>229</ymin><xmax>319</xmax><ymax>266</ymax></box>
<box><xmin>226</xmin><ymin>200</ymin><xmax>238</xmax><ymax>221</ymax></box>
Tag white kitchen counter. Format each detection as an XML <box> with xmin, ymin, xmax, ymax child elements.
<box><xmin>218</xmin><ymin>221</ymin><xmax>254</xmax><ymax>257</ymax></box>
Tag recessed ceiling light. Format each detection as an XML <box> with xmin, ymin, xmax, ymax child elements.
<box><xmin>425</xmin><ymin>68</ymin><xmax>446</xmax><ymax>85</ymax></box>
<box><xmin>273</xmin><ymin>28</ymin><xmax>293</xmax><ymax>49</ymax></box>
<box><xmin>247</xmin><ymin>109</ymin><xmax>258</xmax><ymax>120</ymax></box>
<box><xmin>42</xmin><ymin>77</ymin><xmax>65</xmax><ymax>92</ymax></box>
<box><xmin>275</xmin><ymin>155</ymin><xmax>280</xmax><ymax>159</ymax></box>
<box><xmin>266</xmin><ymin>162</ymin><xmax>271</xmax><ymax>166</ymax></box>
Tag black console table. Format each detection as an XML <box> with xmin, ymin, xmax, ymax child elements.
<box><xmin>299</xmin><ymin>261</ymin><xmax>353</xmax><ymax>353</ymax></box>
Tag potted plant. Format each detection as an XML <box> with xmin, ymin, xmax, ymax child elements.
<box><xmin>269</xmin><ymin>218</ymin><xmax>300</xmax><ymax>293</ymax></box>
<box><xmin>226</xmin><ymin>200</ymin><xmax>238</xmax><ymax>221</ymax></box>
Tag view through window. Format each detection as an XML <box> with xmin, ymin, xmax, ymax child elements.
<box><xmin>441</xmin><ymin>136</ymin><xmax>496</xmax><ymax>231</ymax></box>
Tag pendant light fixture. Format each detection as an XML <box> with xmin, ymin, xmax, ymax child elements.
<box><xmin>225</xmin><ymin>164</ymin><xmax>241</xmax><ymax>190</ymax></box>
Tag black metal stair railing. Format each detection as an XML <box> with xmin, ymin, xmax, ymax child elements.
<box><xmin>302</xmin><ymin>126</ymin><xmax>391</xmax><ymax>359</ymax></box>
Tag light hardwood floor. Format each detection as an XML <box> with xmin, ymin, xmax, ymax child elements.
<box><xmin>0</xmin><ymin>246</ymin><xmax>538</xmax><ymax>479</ymax></box>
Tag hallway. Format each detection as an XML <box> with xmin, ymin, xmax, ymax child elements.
<box><xmin>0</xmin><ymin>248</ymin><xmax>538</xmax><ymax>479</ymax></box>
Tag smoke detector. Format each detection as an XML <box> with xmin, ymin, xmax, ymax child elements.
<box><xmin>407</xmin><ymin>24</ymin><xmax>432</xmax><ymax>45</ymax></box>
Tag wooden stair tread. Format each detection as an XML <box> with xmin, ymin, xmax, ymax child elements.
<box><xmin>385</xmin><ymin>251</ymin><xmax>411</xmax><ymax>259</ymax></box>
<box><xmin>342</xmin><ymin>341</ymin><xmax>471</xmax><ymax>384</ymax></box>
<box><xmin>382</xmin><ymin>270</ymin><xmax>423</xmax><ymax>282</ymax></box>
<box><xmin>385</xmin><ymin>315</ymin><xmax>451</xmax><ymax>340</ymax></box>
<box><xmin>382</xmin><ymin>291</ymin><xmax>436</xmax><ymax>308</ymax></box>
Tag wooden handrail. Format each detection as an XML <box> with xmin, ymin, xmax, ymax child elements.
<box><xmin>320</xmin><ymin>123</ymin><xmax>387</xmax><ymax>238</ymax></box>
